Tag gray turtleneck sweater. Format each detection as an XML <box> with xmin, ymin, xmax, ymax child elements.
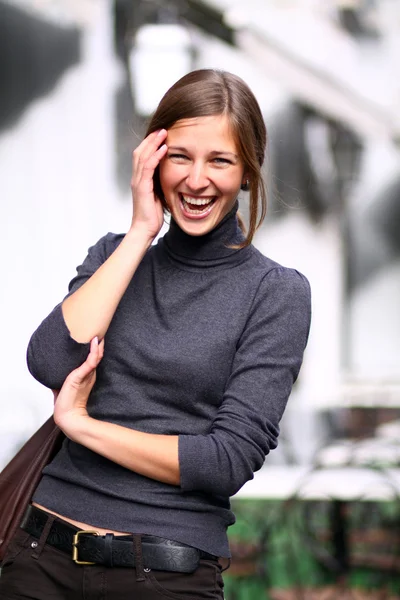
<box><xmin>28</xmin><ymin>205</ymin><xmax>311</xmax><ymax>557</ymax></box>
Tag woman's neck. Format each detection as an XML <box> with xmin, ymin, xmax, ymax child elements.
<box><xmin>161</xmin><ymin>201</ymin><xmax>251</xmax><ymax>269</ymax></box>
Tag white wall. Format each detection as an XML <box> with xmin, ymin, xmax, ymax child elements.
<box><xmin>0</xmin><ymin>1</ymin><xmax>130</xmax><ymax>466</ymax></box>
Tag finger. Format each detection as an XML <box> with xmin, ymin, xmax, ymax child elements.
<box><xmin>133</xmin><ymin>129</ymin><xmax>167</xmax><ymax>167</ymax></box>
<box><xmin>132</xmin><ymin>130</ymin><xmax>167</xmax><ymax>184</ymax></box>
<box><xmin>66</xmin><ymin>359</ymin><xmax>96</xmax><ymax>384</ymax></box>
<box><xmin>133</xmin><ymin>129</ymin><xmax>161</xmax><ymax>153</ymax></box>
<box><xmin>87</xmin><ymin>336</ymin><xmax>105</xmax><ymax>368</ymax></box>
<box><xmin>67</xmin><ymin>339</ymin><xmax>100</xmax><ymax>383</ymax></box>
<box><xmin>140</xmin><ymin>144</ymin><xmax>168</xmax><ymax>183</ymax></box>
<box><xmin>86</xmin><ymin>336</ymin><xmax>101</xmax><ymax>368</ymax></box>
<box><xmin>132</xmin><ymin>132</ymin><xmax>160</xmax><ymax>176</ymax></box>
<box><xmin>98</xmin><ymin>338</ymin><xmax>105</xmax><ymax>361</ymax></box>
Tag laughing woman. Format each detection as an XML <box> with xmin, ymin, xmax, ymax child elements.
<box><xmin>0</xmin><ymin>69</ymin><xmax>311</xmax><ymax>599</ymax></box>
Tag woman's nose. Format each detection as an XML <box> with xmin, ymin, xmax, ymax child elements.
<box><xmin>186</xmin><ymin>164</ymin><xmax>209</xmax><ymax>191</ymax></box>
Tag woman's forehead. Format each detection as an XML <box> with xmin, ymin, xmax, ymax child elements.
<box><xmin>167</xmin><ymin>115</ymin><xmax>237</xmax><ymax>148</ymax></box>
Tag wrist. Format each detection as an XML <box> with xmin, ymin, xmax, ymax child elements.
<box><xmin>125</xmin><ymin>224</ymin><xmax>156</xmax><ymax>250</ymax></box>
<box><xmin>55</xmin><ymin>411</ymin><xmax>93</xmax><ymax>442</ymax></box>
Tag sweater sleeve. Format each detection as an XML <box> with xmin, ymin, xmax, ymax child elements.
<box><xmin>178</xmin><ymin>267</ymin><xmax>311</xmax><ymax>498</ymax></box>
<box><xmin>26</xmin><ymin>233</ymin><xmax>120</xmax><ymax>390</ymax></box>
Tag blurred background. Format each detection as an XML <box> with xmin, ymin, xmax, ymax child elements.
<box><xmin>1</xmin><ymin>0</ymin><xmax>400</xmax><ymax>597</ymax></box>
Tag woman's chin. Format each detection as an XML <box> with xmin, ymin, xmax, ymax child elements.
<box><xmin>176</xmin><ymin>219</ymin><xmax>215</xmax><ymax>237</ymax></box>
<box><xmin>171</xmin><ymin>204</ymin><xmax>219</xmax><ymax>236</ymax></box>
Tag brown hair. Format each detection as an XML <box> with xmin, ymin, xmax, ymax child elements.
<box><xmin>145</xmin><ymin>69</ymin><xmax>267</xmax><ymax>247</ymax></box>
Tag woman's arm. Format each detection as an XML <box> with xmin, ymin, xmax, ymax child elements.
<box><xmin>62</xmin><ymin>129</ymin><xmax>168</xmax><ymax>343</ymax></box>
<box><xmin>61</xmin><ymin>228</ymin><xmax>152</xmax><ymax>343</ymax></box>
<box><xmin>67</xmin><ymin>421</ymin><xmax>179</xmax><ymax>486</ymax></box>
<box><xmin>178</xmin><ymin>268</ymin><xmax>312</xmax><ymax>496</ymax></box>
<box><xmin>27</xmin><ymin>130</ymin><xmax>168</xmax><ymax>387</ymax></box>
<box><xmin>27</xmin><ymin>233</ymin><xmax>123</xmax><ymax>389</ymax></box>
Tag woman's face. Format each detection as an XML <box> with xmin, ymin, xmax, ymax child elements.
<box><xmin>159</xmin><ymin>114</ymin><xmax>246</xmax><ymax>236</ymax></box>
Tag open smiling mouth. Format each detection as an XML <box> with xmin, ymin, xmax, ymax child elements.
<box><xmin>179</xmin><ymin>194</ymin><xmax>217</xmax><ymax>216</ymax></box>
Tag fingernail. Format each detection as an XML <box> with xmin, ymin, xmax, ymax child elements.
<box><xmin>157</xmin><ymin>129</ymin><xmax>166</xmax><ymax>136</ymax></box>
<box><xmin>94</xmin><ymin>336</ymin><xmax>98</xmax><ymax>345</ymax></box>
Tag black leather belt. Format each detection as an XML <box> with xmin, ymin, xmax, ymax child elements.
<box><xmin>20</xmin><ymin>505</ymin><xmax>217</xmax><ymax>573</ymax></box>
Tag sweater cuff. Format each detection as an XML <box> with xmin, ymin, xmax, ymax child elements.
<box><xmin>27</xmin><ymin>304</ymin><xmax>91</xmax><ymax>389</ymax></box>
<box><xmin>178</xmin><ymin>434</ymin><xmax>213</xmax><ymax>493</ymax></box>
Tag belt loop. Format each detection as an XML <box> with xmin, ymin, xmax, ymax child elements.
<box><xmin>31</xmin><ymin>514</ymin><xmax>55</xmax><ymax>560</ymax></box>
<box><xmin>104</xmin><ymin>533</ymin><xmax>114</xmax><ymax>567</ymax></box>
<box><xmin>132</xmin><ymin>534</ymin><xmax>146</xmax><ymax>582</ymax></box>
<box><xmin>221</xmin><ymin>557</ymin><xmax>231</xmax><ymax>572</ymax></box>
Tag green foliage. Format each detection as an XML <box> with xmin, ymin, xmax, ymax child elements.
<box><xmin>224</xmin><ymin>499</ymin><xmax>400</xmax><ymax>600</ymax></box>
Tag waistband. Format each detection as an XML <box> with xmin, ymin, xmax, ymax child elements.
<box><xmin>20</xmin><ymin>505</ymin><xmax>218</xmax><ymax>573</ymax></box>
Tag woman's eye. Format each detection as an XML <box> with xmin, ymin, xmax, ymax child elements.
<box><xmin>168</xmin><ymin>153</ymin><xmax>188</xmax><ymax>161</ymax></box>
<box><xmin>212</xmin><ymin>157</ymin><xmax>231</xmax><ymax>165</ymax></box>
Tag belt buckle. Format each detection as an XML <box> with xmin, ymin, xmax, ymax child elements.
<box><xmin>72</xmin><ymin>530</ymin><xmax>100</xmax><ymax>565</ymax></box>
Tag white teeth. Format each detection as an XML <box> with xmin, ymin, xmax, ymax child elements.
<box><xmin>181</xmin><ymin>195</ymin><xmax>213</xmax><ymax>206</ymax></box>
<box><xmin>185</xmin><ymin>203</ymin><xmax>208</xmax><ymax>214</ymax></box>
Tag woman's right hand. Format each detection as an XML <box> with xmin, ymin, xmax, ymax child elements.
<box><xmin>130</xmin><ymin>129</ymin><xmax>168</xmax><ymax>240</ymax></box>
<box><xmin>53</xmin><ymin>336</ymin><xmax>104</xmax><ymax>436</ymax></box>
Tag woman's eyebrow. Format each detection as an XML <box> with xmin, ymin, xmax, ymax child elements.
<box><xmin>209</xmin><ymin>150</ymin><xmax>238</xmax><ymax>159</ymax></box>
<box><xmin>168</xmin><ymin>146</ymin><xmax>188</xmax><ymax>152</ymax></box>
<box><xmin>168</xmin><ymin>146</ymin><xmax>239</xmax><ymax>160</ymax></box>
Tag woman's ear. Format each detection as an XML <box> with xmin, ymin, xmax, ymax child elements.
<box><xmin>240</xmin><ymin>168</ymin><xmax>250</xmax><ymax>191</ymax></box>
<box><xmin>240</xmin><ymin>178</ymin><xmax>250</xmax><ymax>192</ymax></box>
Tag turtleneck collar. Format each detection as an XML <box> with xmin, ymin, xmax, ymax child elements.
<box><xmin>159</xmin><ymin>201</ymin><xmax>252</xmax><ymax>269</ymax></box>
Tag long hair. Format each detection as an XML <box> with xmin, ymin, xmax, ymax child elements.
<box><xmin>145</xmin><ymin>69</ymin><xmax>267</xmax><ymax>247</ymax></box>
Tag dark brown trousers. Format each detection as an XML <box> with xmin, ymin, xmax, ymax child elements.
<box><xmin>0</xmin><ymin>528</ymin><xmax>225</xmax><ymax>599</ymax></box>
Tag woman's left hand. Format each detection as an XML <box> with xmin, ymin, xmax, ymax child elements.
<box><xmin>53</xmin><ymin>337</ymin><xmax>104</xmax><ymax>436</ymax></box>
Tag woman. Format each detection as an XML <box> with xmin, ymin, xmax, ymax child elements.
<box><xmin>0</xmin><ymin>69</ymin><xmax>311</xmax><ymax>599</ymax></box>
